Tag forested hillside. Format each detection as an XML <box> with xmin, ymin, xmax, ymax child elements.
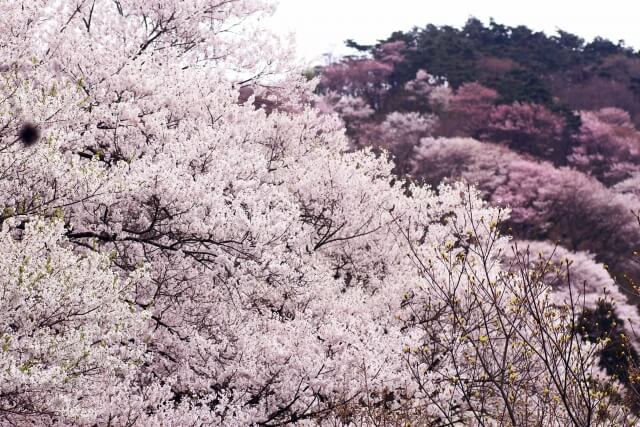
<box><xmin>316</xmin><ymin>18</ymin><xmax>640</xmax><ymax>407</ymax></box>
<box><xmin>342</xmin><ymin>18</ymin><xmax>640</xmax><ymax>124</ymax></box>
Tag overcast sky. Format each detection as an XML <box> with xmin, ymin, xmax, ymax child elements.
<box><xmin>268</xmin><ymin>0</ymin><xmax>640</xmax><ymax>65</ymax></box>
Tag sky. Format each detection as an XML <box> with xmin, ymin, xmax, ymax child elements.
<box><xmin>267</xmin><ymin>0</ymin><xmax>640</xmax><ymax>65</ymax></box>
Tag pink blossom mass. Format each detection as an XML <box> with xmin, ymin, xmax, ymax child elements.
<box><xmin>2</xmin><ymin>1</ymin><xmax>640</xmax><ymax>425</ymax></box>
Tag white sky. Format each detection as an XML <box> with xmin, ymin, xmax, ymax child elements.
<box><xmin>268</xmin><ymin>0</ymin><xmax>640</xmax><ymax>65</ymax></box>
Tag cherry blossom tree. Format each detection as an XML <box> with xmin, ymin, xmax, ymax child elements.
<box><xmin>439</xmin><ymin>82</ymin><xmax>499</xmax><ymax>137</ymax></box>
<box><xmin>318</xmin><ymin>58</ymin><xmax>393</xmax><ymax>111</ymax></box>
<box><xmin>374</xmin><ymin>40</ymin><xmax>408</xmax><ymax>65</ymax></box>
<box><xmin>411</xmin><ymin>137</ymin><xmax>640</xmax><ymax>289</ymax></box>
<box><xmin>569</xmin><ymin>108</ymin><xmax>640</xmax><ymax>185</ymax></box>
<box><xmin>0</xmin><ymin>218</ymin><xmax>150</xmax><ymax>425</ymax></box>
<box><xmin>371</xmin><ymin>111</ymin><xmax>438</xmax><ymax>173</ymax></box>
<box><xmin>482</xmin><ymin>102</ymin><xmax>568</xmax><ymax>162</ymax></box>
<box><xmin>403</xmin><ymin>69</ymin><xmax>453</xmax><ymax>113</ymax></box>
